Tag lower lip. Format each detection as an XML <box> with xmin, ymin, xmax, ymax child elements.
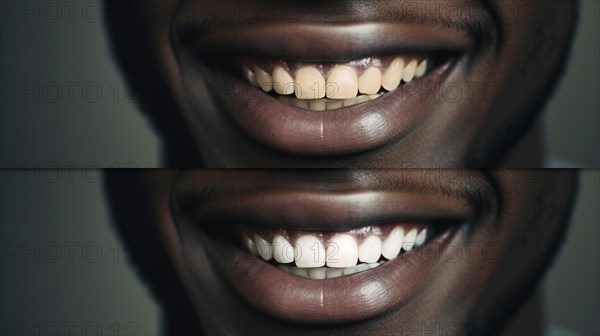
<box><xmin>191</xmin><ymin>224</ymin><xmax>458</xmax><ymax>324</ymax></box>
<box><xmin>189</xmin><ymin>57</ymin><xmax>458</xmax><ymax>156</ymax></box>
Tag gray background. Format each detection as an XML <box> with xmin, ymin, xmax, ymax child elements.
<box><xmin>0</xmin><ymin>0</ymin><xmax>599</xmax><ymax>168</ymax></box>
<box><xmin>0</xmin><ymin>171</ymin><xmax>598</xmax><ymax>335</ymax></box>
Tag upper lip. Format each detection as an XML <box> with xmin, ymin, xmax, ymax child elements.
<box><xmin>181</xmin><ymin>22</ymin><xmax>473</xmax><ymax>62</ymax></box>
<box><xmin>173</xmin><ymin>170</ymin><xmax>488</xmax><ymax>231</ymax></box>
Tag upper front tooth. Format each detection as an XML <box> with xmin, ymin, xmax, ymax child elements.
<box><xmin>326</xmin><ymin>234</ymin><xmax>358</xmax><ymax>268</ymax></box>
<box><xmin>273</xmin><ymin>234</ymin><xmax>295</xmax><ymax>263</ymax></box>
<box><xmin>402</xmin><ymin>60</ymin><xmax>418</xmax><ymax>83</ymax></box>
<box><xmin>295</xmin><ymin>235</ymin><xmax>326</xmax><ymax>268</ymax></box>
<box><xmin>358</xmin><ymin>67</ymin><xmax>383</xmax><ymax>95</ymax></box>
<box><xmin>295</xmin><ymin>66</ymin><xmax>326</xmax><ymax>100</ymax></box>
<box><xmin>272</xmin><ymin>66</ymin><xmax>295</xmax><ymax>95</ymax></box>
<box><xmin>382</xmin><ymin>57</ymin><xmax>404</xmax><ymax>91</ymax></box>
<box><xmin>403</xmin><ymin>228</ymin><xmax>418</xmax><ymax>251</ymax></box>
<box><xmin>326</xmin><ymin>66</ymin><xmax>358</xmax><ymax>99</ymax></box>
<box><xmin>254</xmin><ymin>66</ymin><xmax>273</xmax><ymax>92</ymax></box>
<box><xmin>415</xmin><ymin>228</ymin><xmax>427</xmax><ymax>246</ymax></box>
<box><xmin>358</xmin><ymin>235</ymin><xmax>382</xmax><ymax>263</ymax></box>
<box><xmin>382</xmin><ymin>226</ymin><xmax>404</xmax><ymax>260</ymax></box>
<box><xmin>415</xmin><ymin>59</ymin><xmax>428</xmax><ymax>78</ymax></box>
<box><xmin>254</xmin><ymin>234</ymin><xmax>272</xmax><ymax>261</ymax></box>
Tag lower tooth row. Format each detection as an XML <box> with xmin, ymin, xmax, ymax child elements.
<box><xmin>242</xmin><ymin>226</ymin><xmax>429</xmax><ymax>273</ymax></box>
<box><xmin>278</xmin><ymin>94</ymin><xmax>382</xmax><ymax>111</ymax></box>
<box><xmin>278</xmin><ymin>262</ymin><xmax>383</xmax><ymax>280</ymax></box>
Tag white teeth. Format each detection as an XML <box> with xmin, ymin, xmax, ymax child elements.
<box><xmin>415</xmin><ymin>59</ymin><xmax>428</xmax><ymax>78</ymax></box>
<box><xmin>272</xmin><ymin>66</ymin><xmax>295</xmax><ymax>95</ymax></box>
<box><xmin>326</xmin><ymin>66</ymin><xmax>359</xmax><ymax>99</ymax></box>
<box><xmin>326</xmin><ymin>268</ymin><xmax>344</xmax><ymax>279</ymax></box>
<box><xmin>358</xmin><ymin>67</ymin><xmax>383</xmax><ymax>95</ymax></box>
<box><xmin>382</xmin><ymin>226</ymin><xmax>404</xmax><ymax>260</ymax></box>
<box><xmin>415</xmin><ymin>228</ymin><xmax>427</xmax><ymax>246</ymax></box>
<box><xmin>382</xmin><ymin>57</ymin><xmax>404</xmax><ymax>91</ymax></box>
<box><xmin>358</xmin><ymin>235</ymin><xmax>382</xmax><ymax>263</ymax></box>
<box><xmin>244</xmin><ymin>235</ymin><xmax>258</xmax><ymax>256</ymax></box>
<box><xmin>247</xmin><ymin>224</ymin><xmax>434</xmax><ymax>280</ymax></box>
<box><xmin>295</xmin><ymin>66</ymin><xmax>326</xmax><ymax>99</ymax></box>
<box><xmin>402</xmin><ymin>60</ymin><xmax>418</xmax><ymax>83</ymax></box>
<box><xmin>254</xmin><ymin>234</ymin><xmax>272</xmax><ymax>261</ymax></box>
<box><xmin>368</xmin><ymin>262</ymin><xmax>382</xmax><ymax>269</ymax></box>
<box><xmin>273</xmin><ymin>234</ymin><xmax>295</xmax><ymax>263</ymax></box>
<box><xmin>327</xmin><ymin>234</ymin><xmax>358</xmax><ymax>268</ymax></box>
<box><xmin>295</xmin><ymin>235</ymin><xmax>326</xmax><ymax>268</ymax></box>
<box><xmin>402</xmin><ymin>228</ymin><xmax>418</xmax><ymax>252</ymax></box>
<box><xmin>244</xmin><ymin>68</ymin><xmax>258</xmax><ymax>87</ymax></box>
<box><xmin>343</xmin><ymin>94</ymin><xmax>369</xmax><ymax>107</ymax></box>
<box><xmin>309</xmin><ymin>267</ymin><xmax>327</xmax><ymax>280</ymax></box>
<box><xmin>308</xmin><ymin>99</ymin><xmax>326</xmax><ymax>112</ymax></box>
<box><xmin>292</xmin><ymin>267</ymin><xmax>309</xmax><ymax>278</ymax></box>
<box><xmin>343</xmin><ymin>263</ymin><xmax>370</xmax><ymax>276</ymax></box>
<box><xmin>249</xmin><ymin>57</ymin><xmax>430</xmax><ymax>110</ymax></box>
<box><xmin>326</xmin><ymin>100</ymin><xmax>343</xmax><ymax>110</ymax></box>
<box><xmin>254</xmin><ymin>66</ymin><xmax>273</xmax><ymax>92</ymax></box>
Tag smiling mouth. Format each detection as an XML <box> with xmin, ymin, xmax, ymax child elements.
<box><xmin>177</xmin><ymin>21</ymin><xmax>474</xmax><ymax>156</ymax></box>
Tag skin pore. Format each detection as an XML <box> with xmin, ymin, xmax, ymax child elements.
<box><xmin>104</xmin><ymin>1</ymin><xmax>578</xmax><ymax>167</ymax></box>
<box><xmin>105</xmin><ymin>170</ymin><xmax>578</xmax><ymax>335</ymax></box>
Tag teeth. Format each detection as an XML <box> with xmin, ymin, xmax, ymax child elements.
<box><xmin>327</xmin><ymin>234</ymin><xmax>358</xmax><ymax>268</ymax></box>
<box><xmin>382</xmin><ymin>226</ymin><xmax>404</xmax><ymax>260</ymax></box>
<box><xmin>403</xmin><ymin>228</ymin><xmax>418</xmax><ymax>252</ymax></box>
<box><xmin>343</xmin><ymin>94</ymin><xmax>369</xmax><ymax>107</ymax></box>
<box><xmin>343</xmin><ymin>263</ymin><xmax>370</xmax><ymax>276</ymax></box>
<box><xmin>326</xmin><ymin>100</ymin><xmax>343</xmax><ymax>110</ymax></box>
<box><xmin>415</xmin><ymin>59</ymin><xmax>428</xmax><ymax>78</ymax></box>
<box><xmin>278</xmin><ymin>95</ymin><xmax>379</xmax><ymax>111</ymax></box>
<box><xmin>295</xmin><ymin>66</ymin><xmax>326</xmax><ymax>99</ymax></box>
<box><xmin>254</xmin><ymin>66</ymin><xmax>273</xmax><ymax>92</ymax></box>
<box><xmin>244</xmin><ymin>68</ymin><xmax>258</xmax><ymax>87</ymax></box>
<box><xmin>292</xmin><ymin>267</ymin><xmax>309</xmax><ymax>278</ymax></box>
<box><xmin>402</xmin><ymin>60</ymin><xmax>418</xmax><ymax>83</ymax></box>
<box><xmin>358</xmin><ymin>235</ymin><xmax>382</xmax><ymax>263</ymax></box>
<box><xmin>272</xmin><ymin>66</ymin><xmax>295</xmax><ymax>95</ymax></box>
<box><xmin>326</xmin><ymin>268</ymin><xmax>344</xmax><ymax>279</ymax></box>
<box><xmin>381</xmin><ymin>57</ymin><xmax>404</xmax><ymax>91</ymax></box>
<box><xmin>326</xmin><ymin>66</ymin><xmax>358</xmax><ymax>99</ymax></box>
<box><xmin>245</xmin><ymin>223</ymin><xmax>436</xmax><ymax>280</ymax></box>
<box><xmin>273</xmin><ymin>234</ymin><xmax>295</xmax><ymax>263</ymax></box>
<box><xmin>308</xmin><ymin>99</ymin><xmax>326</xmax><ymax>112</ymax></box>
<box><xmin>246</xmin><ymin>56</ymin><xmax>432</xmax><ymax>110</ymax></box>
<box><xmin>295</xmin><ymin>235</ymin><xmax>326</xmax><ymax>268</ymax></box>
<box><xmin>254</xmin><ymin>234</ymin><xmax>272</xmax><ymax>261</ymax></box>
<box><xmin>309</xmin><ymin>267</ymin><xmax>327</xmax><ymax>280</ymax></box>
<box><xmin>358</xmin><ymin>67</ymin><xmax>383</xmax><ymax>95</ymax></box>
<box><xmin>244</xmin><ymin>235</ymin><xmax>259</xmax><ymax>256</ymax></box>
<box><xmin>415</xmin><ymin>228</ymin><xmax>427</xmax><ymax>246</ymax></box>
<box><xmin>280</xmin><ymin>262</ymin><xmax>383</xmax><ymax>280</ymax></box>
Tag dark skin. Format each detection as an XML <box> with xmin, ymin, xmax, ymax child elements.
<box><xmin>104</xmin><ymin>1</ymin><xmax>578</xmax><ymax>167</ymax></box>
<box><xmin>106</xmin><ymin>169</ymin><xmax>578</xmax><ymax>335</ymax></box>
<box><xmin>102</xmin><ymin>1</ymin><xmax>580</xmax><ymax>334</ymax></box>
